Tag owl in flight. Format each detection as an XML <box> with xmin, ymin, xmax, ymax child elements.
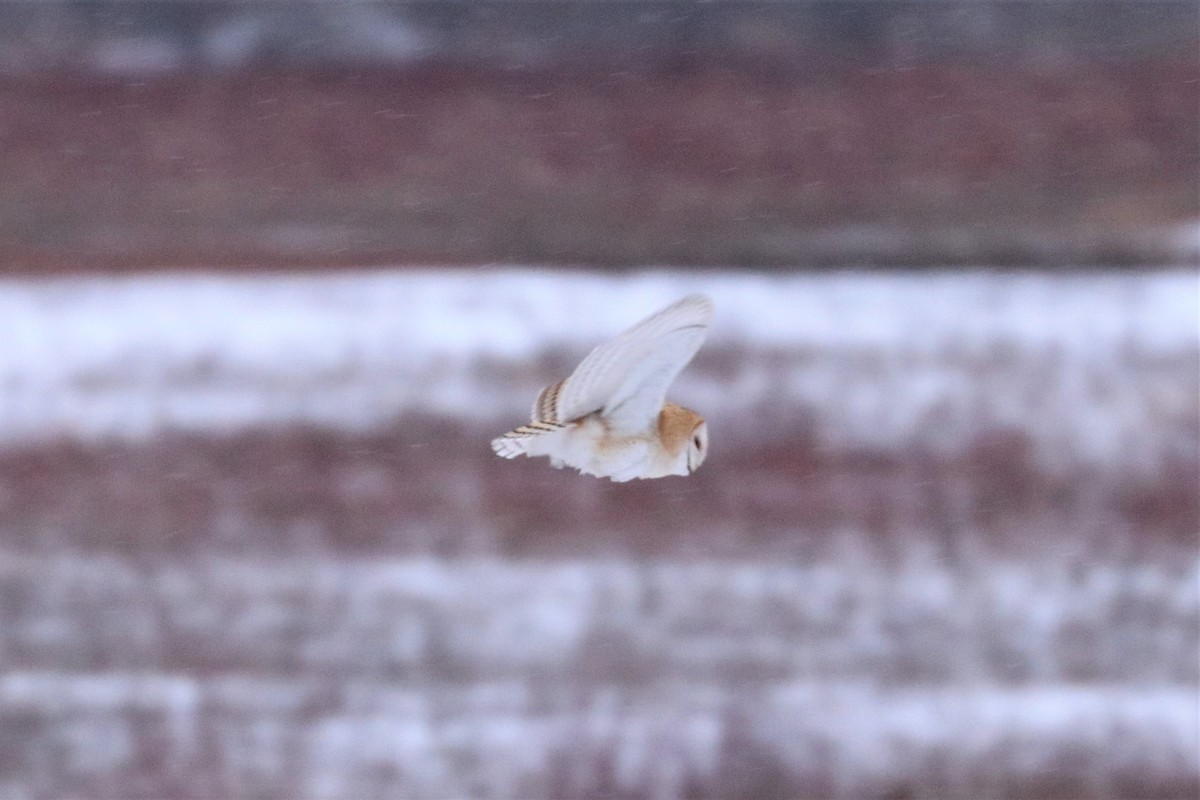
<box><xmin>491</xmin><ymin>294</ymin><xmax>713</xmax><ymax>482</ymax></box>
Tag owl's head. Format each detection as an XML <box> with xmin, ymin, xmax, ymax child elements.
<box><xmin>660</xmin><ymin>403</ymin><xmax>708</xmax><ymax>475</ymax></box>
<box><xmin>686</xmin><ymin>419</ymin><xmax>709</xmax><ymax>473</ymax></box>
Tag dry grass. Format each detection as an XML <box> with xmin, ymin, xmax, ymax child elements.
<box><xmin>0</xmin><ymin>416</ymin><xmax>1195</xmax><ymax>798</ymax></box>
<box><xmin>1</xmin><ymin>59</ymin><xmax>1196</xmax><ymax>272</ymax></box>
<box><xmin>0</xmin><ymin>264</ymin><xmax>1195</xmax><ymax>796</ymax></box>
<box><xmin>1</xmin><ymin>421</ymin><xmax>1194</xmax><ymax>560</ymax></box>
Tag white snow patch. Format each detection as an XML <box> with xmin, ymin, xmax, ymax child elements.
<box><xmin>0</xmin><ymin>267</ymin><xmax>1195</xmax><ymax>472</ymax></box>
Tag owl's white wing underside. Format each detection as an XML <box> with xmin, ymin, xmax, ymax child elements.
<box><xmin>542</xmin><ymin>294</ymin><xmax>713</xmax><ymax>435</ymax></box>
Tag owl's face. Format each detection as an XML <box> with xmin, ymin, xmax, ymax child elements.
<box><xmin>686</xmin><ymin>420</ymin><xmax>709</xmax><ymax>473</ymax></box>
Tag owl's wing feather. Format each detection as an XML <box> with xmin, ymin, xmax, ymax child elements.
<box><xmin>544</xmin><ymin>294</ymin><xmax>713</xmax><ymax>435</ymax></box>
<box><xmin>532</xmin><ymin>378</ymin><xmax>567</xmax><ymax>423</ymax></box>
<box><xmin>491</xmin><ymin>419</ymin><xmax>570</xmax><ymax>458</ymax></box>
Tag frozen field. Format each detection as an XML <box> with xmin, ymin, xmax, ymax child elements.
<box><xmin>0</xmin><ymin>267</ymin><xmax>1196</xmax><ymax>799</ymax></box>
<box><xmin>1</xmin><ymin>552</ymin><xmax>1196</xmax><ymax>799</ymax></box>
<box><xmin>0</xmin><ymin>269</ymin><xmax>1196</xmax><ymax>470</ymax></box>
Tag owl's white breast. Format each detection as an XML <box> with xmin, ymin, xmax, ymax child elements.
<box><xmin>546</xmin><ymin>415</ymin><xmax>687</xmax><ymax>482</ymax></box>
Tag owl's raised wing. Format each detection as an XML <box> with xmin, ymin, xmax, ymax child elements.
<box><xmin>535</xmin><ymin>294</ymin><xmax>713</xmax><ymax>435</ymax></box>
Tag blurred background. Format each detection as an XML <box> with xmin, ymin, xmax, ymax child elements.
<box><xmin>0</xmin><ymin>2</ymin><xmax>1197</xmax><ymax>799</ymax></box>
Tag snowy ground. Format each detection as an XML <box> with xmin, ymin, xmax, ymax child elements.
<box><xmin>0</xmin><ymin>267</ymin><xmax>1196</xmax><ymax>799</ymax></box>
<box><xmin>0</xmin><ymin>268</ymin><xmax>1195</xmax><ymax>471</ymax></box>
<box><xmin>1</xmin><ymin>553</ymin><xmax>1196</xmax><ymax>799</ymax></box>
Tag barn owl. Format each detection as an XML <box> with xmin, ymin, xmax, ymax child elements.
<box><xmin>491</xmin><ymin>294</ymin><xmax>713</xmax><ymax>482</ymax></box>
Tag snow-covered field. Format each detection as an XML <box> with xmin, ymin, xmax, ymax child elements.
<box><xmin>1</xmin><ymin>671</ymin><xmax>1194</xmax><ymax>800</ymax></box>
<box><xmin>0</xmin><ymin>267</ymin><xmax>1196</xmax><ymax>799</ymax></box>
<box><xmin>0</xmin><ymin>268</ymin><xmax>1195</xmax><ymax>471</ymax></box>
<box><xmin>1</xmin><ymin>553</ymin><xmax>1196</xmax><ymax>799</ymax></box>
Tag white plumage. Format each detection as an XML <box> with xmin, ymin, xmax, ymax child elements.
<box><xmin>491</xmin><ymin>294</ymin><xmax>713</xmax><ymax>481</ymax></box>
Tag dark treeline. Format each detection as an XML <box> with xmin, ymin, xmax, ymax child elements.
<box><xmin>1</xmin><ymin>1</ymin><xmax>1195</xmax><ymax>75</ymax></box>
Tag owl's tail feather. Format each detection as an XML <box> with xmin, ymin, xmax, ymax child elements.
<box><xmin>491</xmin><ymin>421</ymin><xmax>568</xmax><ymax>459</ymax></box>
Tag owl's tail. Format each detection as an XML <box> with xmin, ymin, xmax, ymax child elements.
<box><xmin>490</xmin><ymin>420</ymin><xmax>569</xmax><ymax>459</ymax></box>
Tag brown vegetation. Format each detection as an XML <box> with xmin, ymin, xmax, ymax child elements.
<box><xmin>2</xmin><ymin>58</ymin><xmax>1196</xmax><ymax>272</ymax></box>
<box><xmin>1</xmin><ymin>421</ymin><xmax>1194</xmax><ymax>560</ymax></box>
<box><xmin>0</xmin><ymin>421</ymin><xmax>1196</xmax><ymax>798</ymax></box>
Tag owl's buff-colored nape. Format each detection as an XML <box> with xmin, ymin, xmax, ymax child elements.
<box><xmin>490</xmin><ymin>294</ymin><xmax>713</xmax><ymax>482</ymax></box>
<box><xmin>657</xmin><ymin>403</ymin><xmax>704</xmax><ymax>459</ymax></box>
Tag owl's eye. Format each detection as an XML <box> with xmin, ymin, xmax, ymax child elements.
<box><xmin>693</xmin><ymin>435</ymin><xmax>702</xmax><ymax>448</ymax></box>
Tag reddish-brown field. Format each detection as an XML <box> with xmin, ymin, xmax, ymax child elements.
<box><xmin>0</xmin><ymin>417</ymin><xmax>1196</xmax><ymax>799</ymax></box>
<box><xmin>2</xmin><ymin>59</ymin><xmax>1196</xmax><ymax>272</ymax></box>
<box><xmin>1</xmin><ymin>42</ymin><xmax>1197</xmax><ymax>791</ymax></box>
<box><xmin>2</xmin><ymin>424</ymin><xmax>1194</xmax><ymax>561</ymax></box>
